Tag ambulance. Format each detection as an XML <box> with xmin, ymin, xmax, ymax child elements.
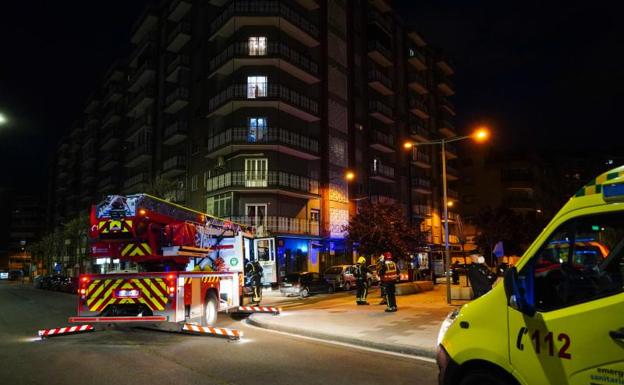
<box><xmin>437</xmin><ymin>166</ymin><xmax>624</xmax><ymax>385</ymax></box>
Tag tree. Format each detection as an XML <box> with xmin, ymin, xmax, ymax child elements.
<box><xmin>344</xmin><ymin>201</ymin><xmax>424</xmax><ymax>262</ymax></box>
<box><xmin>145</xmin><ymin>177</ymin><xmax>179</xmax><ymax>200</ymax></box>
<box><xmin>62</xmin><ymin>214</ymin><xmax>90</xmax><ymax>271</ymax></box>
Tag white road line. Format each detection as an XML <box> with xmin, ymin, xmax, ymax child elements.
<box><xmin>242</xmin><ymin>319</ymin><xmax>436</xmax><ymax>363</ymax></box>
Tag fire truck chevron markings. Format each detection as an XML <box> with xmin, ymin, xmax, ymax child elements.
<box><xmin>182</xmin><ymin>324</ymin><xmax>242</xmax><ymax>339</ymax></box>
<box><xmin>38</xmin><ymin>325</ymin><xmax>94</xmax><ymax>338</ymax></box>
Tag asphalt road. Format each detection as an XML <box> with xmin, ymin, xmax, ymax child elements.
<box><xmin>0</xmin><ymin>282</ymin><xmax>437</xmax><ymax>385</ymax></box>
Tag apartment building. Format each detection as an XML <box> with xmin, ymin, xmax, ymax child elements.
<box><xmin>49</xmin><ymin>0</ymin><xmax>458</xmax><ymax>278</ymax></box>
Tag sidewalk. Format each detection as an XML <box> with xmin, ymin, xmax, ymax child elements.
<box><xmin>248</xmin><ymin>284</ymin><xmax>466</xmax><ymax>358</ymax></box>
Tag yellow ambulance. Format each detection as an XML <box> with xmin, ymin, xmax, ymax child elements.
<box><xmin>437</xmin><ymin>165</ymin><xmax>624</xmax><ymax>385</ymax></box>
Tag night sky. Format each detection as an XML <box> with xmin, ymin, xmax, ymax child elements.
<box><xmin>1</xmin><ymin>1</ymin><xmax>623</xmax><ymax>192</ymax></box>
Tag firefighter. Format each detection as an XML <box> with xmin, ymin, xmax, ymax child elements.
<box><xmin>245</xmin><ymin>259</ymin><xmax>263</xmax><ymax>304</ymax></box>
<box><xmin>354</xmin><ymin>256</ymin><xmax>369</xmax><ymax>305</ymax></box>
<box><xmin>378</xmin><ymin>252</ymin><xmax>398</xmax><ymax>312</ymax></box>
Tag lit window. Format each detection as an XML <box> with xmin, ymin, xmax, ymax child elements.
<box><xmin>191</xmin><ymin>175</ymin><xmax>198</xmax><ymax>192</ymax></box>
<box><xmin>207</xmin><ymin>193</ymin><xmax>232</xmax><ymax>217</ymax></box>
<box><xmin>245</xmin><ymin>158</ymin><xmax>268</xmax><ymax>187</ymax></box>
<box><xmin>247</xmin><ymin>76</ymin><xmax>267</xmax><ymax>98</ymax></box>
<box><xmin>249</xmin><ymin>37</ymin><xmax>267</xmax><ymax>56</ymax></box>
<box><xmin>246</xmin><ymin>204</ymin><xmax>268</xmax><ymax>227</ymax></box>
<box><xmin>248</xmin><ymin>117</ymin><xmax>268</xmax><ymax>142</ymax></box>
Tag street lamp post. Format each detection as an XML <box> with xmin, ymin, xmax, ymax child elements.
<box><xmin>405</xmin><ymin>127</ymin><xmax>489</xmax><ymax>304</ymax></box>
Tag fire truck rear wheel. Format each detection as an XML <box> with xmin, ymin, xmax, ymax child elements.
<box><xmin>203</xmin><ymin>292</ymin><xmax>218</xmax><ymax>326</ymax></box>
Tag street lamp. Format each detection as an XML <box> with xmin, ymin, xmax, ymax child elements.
<box><xmin>0</xmin><ymin>112</ymin><xmax>7</xmax><ymax>125</ymax></box>
<box><xmin>404</xmin><ymin>127</ymin><xmax>490</xmax><ymax>304</ymax></box>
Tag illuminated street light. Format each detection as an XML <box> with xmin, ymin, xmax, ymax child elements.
<box><xmin>404</xmin><ymin>126</ymin><xmax>491</xmax><ymax>304</ymax></box>
<box><xmin>345</xmin><ymin>170</ymin><xmax>355</xmax><ymax>182</ymax></box>
<box><xmin>0</xmin><ymin>113</ymin><xmax>7</xmax><ymax>125</ymax></box>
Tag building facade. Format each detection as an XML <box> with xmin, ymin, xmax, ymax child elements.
<box><xmin>49</xmin><ymin>0</ymin><xmax>459</xmax><ymax>278</ymax></box>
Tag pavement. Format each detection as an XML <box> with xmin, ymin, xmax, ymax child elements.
<box><xmin>250</xmin><ymin>283</ymin><xmax>467</xmax><ymax>358</ymax></box>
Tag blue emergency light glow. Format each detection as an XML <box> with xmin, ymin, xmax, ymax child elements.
<box><xmin>603</xmin><ymin>183</ymin><xmax>624</xmax><ymax>199</ymax></box>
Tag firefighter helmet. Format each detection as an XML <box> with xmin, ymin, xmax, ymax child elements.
<box><xmin>357</xmin><ymin>256</ymin><xmax>366</xmax><ymax>264</ymax></box>
<box><xmin>383</xmin><ymin>252</ymin><xmax>393</xmax><ymax>261</ymax></box>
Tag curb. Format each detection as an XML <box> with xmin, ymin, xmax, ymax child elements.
<box><xmin>247</xmin><ymin>313</ymin><xmax>437</xmax><ymax>359</ymax></box>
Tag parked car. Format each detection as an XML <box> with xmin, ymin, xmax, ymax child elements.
<box><xmin>324</xmin><ymin>265</ymin><xmax>357</xmax><ymax>291</ymax></box>
<box><xmin>60</xmin><ymin>276</ymin><xmax>78</xmax><ymax>293</ymax></box>
<box><xmin>280</xmin><ymin>272</ymin><xmax>334</xmax><ymax>298</ymax></box>
<box><xmin>47</xmin><ymin>275</ymin><xmax>65</xmax><ymax>291</ymax></box>
<box><xmin>367</xmin><ymin>265</ymin><xmax>380</xmax><ymax>286</ymax></box>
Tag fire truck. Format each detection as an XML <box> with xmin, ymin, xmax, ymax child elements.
<box><xmin>69</xmin><ymin>194</ymin><xmax>266</xmax><ymax>329</ymax></box>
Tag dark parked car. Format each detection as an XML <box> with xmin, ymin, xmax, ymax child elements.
<box><xmin>46</xmin><ymin>275</ymin><xmax>65</xmax><ymax>291</ymax></box>
<box><xmin>280</xmin><ymin>272</ymin><xmax>334</xmax><ymax>298</ymax></box>
<box><xmin>60</xmin><ymin>276</ymin><xmax>78</xmax><ymax>293</ymax></box>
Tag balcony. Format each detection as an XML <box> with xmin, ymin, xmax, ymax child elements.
<box><xmin>367</xmin><ymin>8</ymin><xmax>392</xmax><ymax>34</ymax></box>
<box><xmin>411</xmin><ymin>151</ymin><xmax>431</xmax><ymax>169</ymax></box>
<box><xmin>125</xmin><ymin>143</ymin><xmax>152</xmax><ymax>168</ymax></box>
<box><xmin>446</xmin><ymin>165</ymin><xmax>459</xmax><ymax>181</ymax></box>
<box><xmin>370</xmin><ymin>163</ymin><xmax>395</xmax><ymax>183</ymax></box>
<box><xmin>367</xmin><ymin>68</ymin><xmax>393</xmax><ymax>96</ymax></box>
<box><xmin>128</xmin><ymin>60</ymin><xmax>156</xmax><ymax>93</ymax></box>
<box><xmin>439</xmin><ymin>96</ymin><xmax>455</xmax><ymax>116</ymax></box>
<box><xmin>162</xmin><ymin>156</ymin><xmax>186</xmax><ymax>178</ymax></box>
<box><xmin>207</xmin><ymin>84</ymin><xmax>319</xmax><ymax>122</ymax></box>
<box><xmin>85</xmin><ymin>97</ymin><xmax>99</xmax><ymax>114</ymax></box>
<box><xmin>98</xmin><ymin>152</ymin><xmax>121</xmax><ymax>172</ymax></box>
<box><xmin>127</xmin><ymin>87</ymin><xmax>155</xmax><ymax>117</ymax></box>
<box><xmin>127</xmin><ymin>114</ymin><xmax>152</xmax><ymax>139</ymax></box>
<box><xmin>166</xmin><ymin>55</ymin><xmax>190</xmax><ymax>83</ymax></box>
<box><xmin>368</xmin><ymin>100</ymin><xmax>394</xmax><ymax>124</ymax></box>
<box><xmin>206</xmin><ymin>171</ymin><xmax>319</xmax><ymax>199</ymax></box>
<box><xmin>295</xmin><ymin>0</ymin><xmax>319</xmax><ymax>10</ymax></box>
<box><xmin>408</xmin><ymin>71</ymin><xmax>428</xmax><ymax>95</ymax></box>
<box><xmin>437</xmin><ymin>59</ymin><xmax>454</xmax><ymax>76</ymax></box>
<box><xmin>163</xmin><ymin>120</ymin><xmax>188</xmax><ymax>146</ymax></box>
<box><xmin>228</xmin><ymin>216</ymin><xmax>320</xmax><ymax>236</ymax></box>
<box><xmin>410</xmin><ymin>123</ymin><xmax>429</xmax><ymax>143</ymax></box>
<box><xmin>438</xmin><ymin>119</ymin><xmax>456</xmax><ymax>138</ymax></box>
<box><xmin>131</xmin><ymin>11</ymin><xmax>158</xmax><ymax>44</ymax></box>
<box><xmin>102</xmin><ymin>84</ymin><xmax>123</xmax><ymax>107</ymax></box>
<box><xmin>437</xmin><ymin>76</ymin><xmax>455</xmax><ymax>96</ymax></box>
<box><xmin>97</xmin><ymin>175</ymin><xmax>118</xmax><ymax>192</ymax></box>
<box><xmin>409</xmin><ymin>98</ymin><xmax>429</xmax><ymax>119</ymax></box>
<box><xmin>168</xmin><ymin>0</ymin><xmax>192</xmax><ymax>22</ymax></box>
<box><xmin>448</xmin><ymin>188</ymin><xmax>459</xmax><ymax>200</ymax></box>
<box><xmin>407</xmin><ymin>47</ymin><xmax>427</xmax><ymax>70</ymax></box>
<box><xmin>209</xmin><ymin>41</ymin><xmax>319</xmax><ymax>84</ymax></box>
<box><xmin>99</xmin><ymin>128</ymin><xmax>122</xmax><ymax>151</ymax></box>
<box><xmin>206</xmin><ymin>127</ymin><xmax>319</xmax><ymax>160</ymax></box>
<box><xmin>164</xmin><ymin>87</ymin><xmax>189</xmax><ymax>114</ymax></box>
<box><xmin>209</xmin><ymin>1</ymin><xmax>320</xmax><ymax>47</ymax></box>
<box><xmin>123</xmin><ymin>172</ymin><xmax>149</xmax><ymax>191</ymax></box>
<box><xmin>129</xmin><ymin>31</ymin><xmax>156</xmax><ymax>69</ymax></box>
<box><xmin>412</xmin><ymin>204</ymin><xmax>431</xmax><ymax>218</ymax></box>
<box><xmin>206</xmin><ymin>170</ymin><xmax>319</xmax><ymax>199</ymax></box>
<box><xmin>412</xmin><ymin>177</ymin><xmax>432</xmax><ymax>194</ymax></box>
<box><xmin>367</xmin><ymin>40</ymin><xmax>392</xmax><ymax>67</ymax></box>
<box><xmin>102</xmin><ymin>107</ymin><xmax>123</xmax><ymax>128</ymax></box>
<box><xmin>445</xmin><ymin>143</ymin><xmax>458</xmax><ymax>159</ymax></box>
<box><xmin>167</xmin><ymin>22</ymin><xmax>191</xmax><ymax>52</ymax></box>
<box><xmin>370</xmin><ymin>130</ymin><xmax>394</xmax><ymax>153</ymax></box>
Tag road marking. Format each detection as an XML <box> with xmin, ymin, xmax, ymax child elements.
<box><xmin>242</xmin><ymin>319</ymin><xmax>436</xmax><ymax>363</ymax></box>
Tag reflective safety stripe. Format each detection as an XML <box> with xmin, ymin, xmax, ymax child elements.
<box><xmin>85</xmin><ymin>277</ymin><xmax>169</xmax><ymax>312</ymax></box>
<box><xmin>120</xmin><ymin>243</ymin><xmax>152</xmax><ymax>257</ymax></box>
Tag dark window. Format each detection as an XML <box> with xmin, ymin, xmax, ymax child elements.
<box><xmin>521</xmin><ymin>212</ymin><xmax>624</xmax><ymax>312</ymax></box>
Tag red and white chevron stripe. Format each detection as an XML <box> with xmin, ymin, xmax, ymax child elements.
<box><xmin>238</xmin><ymin>306</ymin><xmax>281</xmax><ymax>314</ymax></box>
<box><xmin>38</xmin><ymin>324</ymin><xmax>94</xmax><ymax>338</ymax></box>
<box><xmin>182</xmin><ymin>324</ymin><xmax>242</xmax><ymax>339</ymax></box>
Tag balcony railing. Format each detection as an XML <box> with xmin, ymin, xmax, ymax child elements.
<box><xmin>367</xmin><ymin>68</ymin><xmax>393</xmax><ymax>90</ymax></box>
<box><xmin>129</xmin><ymin>59</ymin><xmax>155</xmax><ymax>88</ymax></box>
<box><xmin>207</xmin><ymin>84</ymin><xmax>318</xmax><ymax>116</ymax></box>
<box><xmin>210</xmin><ymin>0</ymin><xmax>319</xmax><ymax>39</ymax></box>
<box><xmin>128</xmin><ymin>87</ymin><xmax>155</xmax><ymax>114</ymax></box>
<box><xmin>228</xmin><ymin>216</ymin><xmax>320</xmax><ymax>236</ymax></box>
<box><xmin>163</xmin><ymin>155</ymin><xmax>186</xmax><ymax>172</ymax></box>
<box><xmin>448</xmin><ymin>189</ymin><xmax>459</xmax><ymax>200</ymax></box>
<box><xmin>209</xmin><ymin>41</ymin><xmax>319</xmax><ymax>76</ymax></box>
<box><xmin>125</xmin><ymin>143</ymin><xmax>152</xmax><ymax>166</ymax></box>
<box><xmin>371</xmin><ymin>129</ymin><xmax>394</xmax><ymax>149</ymax></box>
<box><xmin>367</xmin><ymin>40</ymin><xmax>392</xmax><ymax>62</ymax></box>
<box><xmin>410</xmin><ymin>123</ymin><xmax>429</xmax><ymax>141</ymax></box>
<box><xmin>412</xmin><ymin>204</ymin><xmax>431</xmax><ymax>217</ymax></box>
<box><xmin>167</xmin><ymin>21</ymin><xmax>191</xmax><ymax>51</ymax></box>
<box><xmin>371</xmin><ymin>163</ymin><xmax>395</xmax><ymax>179</ymax></box>
<box><xmin>412</xmin><ymin>150</ymin><xmax>430</xmax><ymax>165</ymax></box>
<box><xmin>164</xmin><ymin>120</ymin><xmax>188</xmax><ymax>144</ymax></box>
<box><xmin>369</xmin><ymin>100</ymin><xmax>394</xmax><ymax>121</ymax></box>
<box><xmin>128</xmin><ymin>114</ymin><xmax>152</xmax><ymax>138</ymax></box>
<box><xmin>205</xmin><ymin>171</ymin><xmax>319</xmax><ymax>195</ymax></box>
<box><xmin>165</xmin><ymin>87</ymin><xmax>189</xmax><ymax>108</ymax></box>
<box><xmin>206</xmin><ymin>127</ymin><xmax>319</xmax><ymax>154</ymax></box>
<box><xmin>412</xmin><ymin>177</ymin><xmax>431</xmax><ymax>190</ymax></box>
<box><xmin>367</xmin><ymin>8</ymin><xmax>392</xmax><ymax>32</ymax></box>
<box><xmin>166</xmin><ymin>54</ymin><xmax>190</xmax><ymax>77</ymax></box>
<box><xmin>123</xmin><ymin>172</ymin><xmax>149</xmax><ymax>189</ymax></box>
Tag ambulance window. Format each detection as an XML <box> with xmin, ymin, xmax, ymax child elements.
<box><xmin>527</xmin><ymin>212</ymin><xmax>624</xmax><ymax>312</ymax></box>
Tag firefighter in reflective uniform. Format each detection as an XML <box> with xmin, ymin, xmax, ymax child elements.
<box><xmin>354</xmin><ymin>256</ymin><xmax>369</xmax><ymax>305</ymax></box>
<box><xmin>245</xmin><ymin>259</ymin><xmax>263</xmax><ymax>304</ymax></box>
<box><xmin>378</xmin><ymin>252</ymin><xmax>398</xmax><ymax>312</ymax></box>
